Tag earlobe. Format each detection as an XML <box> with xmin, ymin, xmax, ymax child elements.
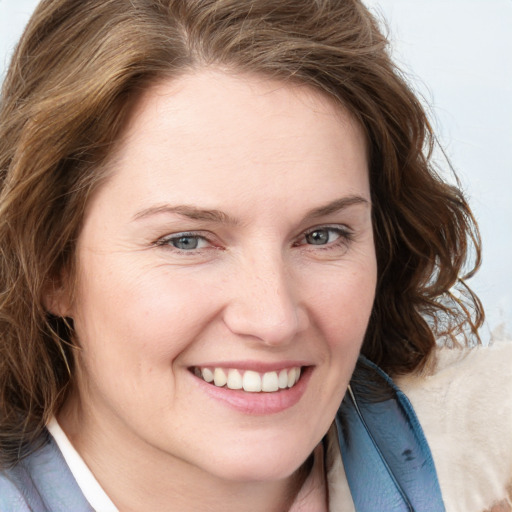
<box><xmin>42</xmin><ymin>275</ymin><xmax>73</xmax><ymax>318</ymax></box>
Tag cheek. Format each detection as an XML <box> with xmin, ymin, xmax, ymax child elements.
<box><xmin>304</xmin><ymin>260</ymin><xmax>377</xmax><ymax>346</ymax></box>
<box><xmin>71</xmin><ymin>256</ymin><xmax>218</xmax><ymax>365</ymax></box>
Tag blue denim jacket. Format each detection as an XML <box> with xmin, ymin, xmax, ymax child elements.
<box><xmin>0</xmin><ymin>356</ymin><xmax>445</xmax><ymax>511</ymax></box>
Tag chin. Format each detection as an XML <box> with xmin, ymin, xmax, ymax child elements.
<box><xmin>200</xmin><ymin>441</ymin><xmax>313</xmax><ymax>483</ymax></box>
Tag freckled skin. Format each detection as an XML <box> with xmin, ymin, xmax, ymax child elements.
<box><xmin>55</xmin><ymin>70</ymin><xmax>377</xmax><ymax>511</ymax></box>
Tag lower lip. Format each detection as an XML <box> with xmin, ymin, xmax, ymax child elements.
<box><xmin>191</xmin><ymin>367</ymin><xmax>312</xmax><ymax>415</ymax></box>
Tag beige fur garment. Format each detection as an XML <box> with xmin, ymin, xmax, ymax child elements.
<box><xmin>323</xmin><ymin>341</ymin><xmax>512</xmax><ymax>511</ymax></box>
<box><xmin>396</xmin><ymin>341</ymin><xmax>512</xmax><ymax>512</ymax></box>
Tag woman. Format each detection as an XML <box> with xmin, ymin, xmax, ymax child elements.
<box><xmin>0</xmin><ymin>0</ymin><xmax>510</xmax><ymax>510</ymax></box>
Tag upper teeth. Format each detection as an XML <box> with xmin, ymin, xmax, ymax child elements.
<box><xmin>196</xmin><ymin>367</ymin><xmax>302</xmax><ymax>392</ymax></box>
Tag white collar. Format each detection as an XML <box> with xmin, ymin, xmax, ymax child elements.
<box><xmin>47</xmin><ymin>417</ymin><xmax>119</xmax><ymax>512</ymax></box>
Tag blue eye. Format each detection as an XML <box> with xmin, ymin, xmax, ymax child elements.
<box><xmin>171</xmin><ymin>235</ymin><xmax>201</xmax><ymax>250</ymax></box>
<box><xmin>304</xmin><ymin>227</ymin><xmax>344</xmax><ymax>245</ymax></box>
<box><xmin>158</xmin><ymin>233</ymin><xmax>210</xmax><ymax>251</ymax></box>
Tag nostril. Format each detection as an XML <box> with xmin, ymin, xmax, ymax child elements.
<box><xmin>222</xmin><ymin>301</ymin><xmax>307</xmax><ymax>346</ymax></box>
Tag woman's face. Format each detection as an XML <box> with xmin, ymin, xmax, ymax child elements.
<box><xmin>59</xmin><ymin>71</ymin><xmax>377</xmax><ymax>483</ymax></box>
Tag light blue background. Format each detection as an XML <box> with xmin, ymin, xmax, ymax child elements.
<box><xmin>1</xmin><ymin>0</ymin><xmax>511</xmax><ymax>341</ymax></box>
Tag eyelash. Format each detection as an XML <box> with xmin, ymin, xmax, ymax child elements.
<box><xmin>155</xmin><ymin>225</ymin><xmax>354</xmax><ymax>253</ymax></box>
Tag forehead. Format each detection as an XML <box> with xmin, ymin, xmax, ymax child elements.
<box><xmin>92</xmin><ymin>70</ymin><xmax>369</xmax><ymax>219</ymax></box>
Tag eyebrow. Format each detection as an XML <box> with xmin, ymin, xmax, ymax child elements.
<box><xmin>133</xmin><ymin>204</ymin><xmax>238</xmax><ymax>224</ymax></box>
<box><xmin>303</xmin><ymin>195</ymin><xmax>370</xmax><ymax>219</ymax></box>
<box><xmin>132</xmin><ymin>195</ymin><xmax>369</xmax><ymax>224</ymax></box>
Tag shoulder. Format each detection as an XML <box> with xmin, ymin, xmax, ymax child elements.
<box><xmin>0</xmin><ymin>462</ymin><xmax>44</xmax><ymax>511</ymax></box>
<box><xmin>0</xmin><ymin>434</ymin><xmax>93</xmax><ymax>512</ymax></box>
<box><xmin>395</xmin><ymin>341</ymin><xmax>512</xmax><ymax>512</ymax></box>
<box><xmin>0</xmin><ymin>476</ymin><xmax>27</xmax><ymax>510</ymax></box>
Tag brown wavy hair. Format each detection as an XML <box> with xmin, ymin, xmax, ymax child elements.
<box><xmin>0</xmin><ymin>0</ymin><xmax>482</xmax><ymax>466</ymax></box>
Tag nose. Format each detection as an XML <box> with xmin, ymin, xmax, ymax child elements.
<box><xmin>222</xmin><ymin>253</ymin><xmax>309</xmax><ymax>346</ymax></box>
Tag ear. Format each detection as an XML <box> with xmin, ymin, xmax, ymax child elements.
<box><xmin>42</xmin><ymin>271</ymin><xmax>73</xmax><ymax>318</ymax></box>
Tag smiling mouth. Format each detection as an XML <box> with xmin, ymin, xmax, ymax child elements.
<box><xmin>192</xmin><ymin>366</ymin><xmax>302</xmax><ymax>393</ymax></box>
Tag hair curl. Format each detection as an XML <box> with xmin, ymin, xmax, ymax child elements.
<box><xmin>0</xmin><ymin>0</ymin><xmax>482</xmax><ymax>466</ymax></box>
